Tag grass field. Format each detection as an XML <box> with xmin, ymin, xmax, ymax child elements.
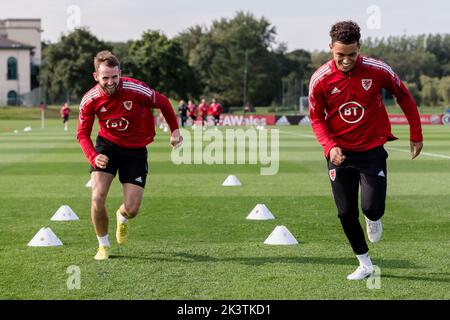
<box><xmin>0</xmin><ymin>118</ymin><xmax>449</xmax><ymax>300</ymax></box>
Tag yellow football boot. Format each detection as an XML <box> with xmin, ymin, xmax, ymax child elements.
<box><xmin>94</xmin><ymin>246</ymin><xmax>110</xmax><ymax>260</ymax></box>
<box><xmin>116</xmin><ymin>210</ymin><xmax>129</xmax><ymax>245</ymax></box>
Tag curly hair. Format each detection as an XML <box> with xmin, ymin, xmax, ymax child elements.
<box><xmin>329</xmin><ymin>21</ymin><xmax>361</xmax><ymax>44</ymax></box>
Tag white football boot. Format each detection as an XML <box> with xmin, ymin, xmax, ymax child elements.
<box><xmin>365</xmin><ymin>217</ymin><xmax>382</xmax><ymax>243</ymax></box>
<box><xmin>347</xmin><ymin>265</ymin><xmax>374</xmax><ymax>280</ymax></box>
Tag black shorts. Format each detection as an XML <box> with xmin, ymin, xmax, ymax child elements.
<box><xmin>90</xmin><ymin>135</ymin><xmax>148</xmax><ymax>188</ymax></box>
<box><xmin>327</xmin><ymin>145</ymin><xmax>388</xmax><ymax>221</ymax></box>
<box><xmin>63</xmin><ymin>115</ymin><xmax>69</xmax><ymax>123</ymax></box>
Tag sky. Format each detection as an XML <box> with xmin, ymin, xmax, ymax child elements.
<box><xmin>1</xmin><ymin>0</ymin><xmax>449</xmax><ymax>51</ymax></box>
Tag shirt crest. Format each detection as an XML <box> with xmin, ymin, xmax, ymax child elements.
<box><xmin>362</xmin><ymin>79</ymin><xmax>372</xmax><ymax>91</ymax></box>
<box><xmin>123</xmin><ymin>101</ymin><xmax>133</xmax><ymax>111</ymax></box>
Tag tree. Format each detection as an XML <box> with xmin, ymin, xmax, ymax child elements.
<box><xmin>106</xmin><ymin>40</ymin><xmax>138</xmax><ymax>77</ymax></box>
<box><xmin>420</xmin><ymin>75</ymin><xmax>440</xmax><ymax>106</ymax></box>
<box><xmin>174</xmin><ymin>25</ymin><xmax>206</xmax><ymax>64</ymax></box>
<box><xmin>39</xmin><ymin>28</ymin><xmax>109</xmax><ymax>103</ymax></box>
<box><xmin>184</xmin><ymin>11</ymin><xmax>279</xmax><ymax>106</ymax></box>
<box><xmin>404</xmin><ymin>81</ymin><xmax>421</xmax><ymax>106</ymax></box>
<box><xmin>438</xmin><ymin>76</ymin><xmax>450</xmax><ymax>106</ymax></box>
<box><xmin>128</xmin><ymin>30</ymin><xmax>200</xmax><ymax>99</ymax></box>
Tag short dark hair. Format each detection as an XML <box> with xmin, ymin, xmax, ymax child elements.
<box><xmin>94</xmin><ymin>50</ymin><xmax>120</xmax><ymax>71</ymax></box>
<box><xmin>329</xmin><ymin>21</ymin><xmax>361</xmax><ymax>45</ymax></box>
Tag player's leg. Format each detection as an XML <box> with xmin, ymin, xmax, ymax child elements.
<box><xmin>116</xmin><ymin>146</ymin><xmax>148</xmax><ymax>244</ymax></box>
<box><xmin>329</xmin><ymin>162</ymin><xmax>366</xmax><ymax>254</ymax></box>
<box><xmin>328</xmin><ymin>160</ymin><xmax>374</xmax><ymax>280</ymax></box>
<box><xmin>360</xmin><ymin>147</ymin><xmax>388</xmax><ymax>243</ymax></box>
<box><xmin>120</xmin><ymin>184</ymin><xmax>145</xmax><ymax>218</ymax></box>
<box><xmin>91</xmin><ymin>171</ymin><xmax>114</xmax><ymax>260</ymax></box>
<box><xmin>214</xmin><ymin>115</ymin><xmax>220</xmax><ymax>128</ymax></box>
<box><xmin>90</xmin><ymin>135</ymin><xmax>118</xmax><ymax>259</ymax></box>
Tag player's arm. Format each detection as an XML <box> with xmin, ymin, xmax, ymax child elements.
<box><xmin>77</xmin><ymin>101</ymin><xmax>99</xmax><ymax>167</ymax></box>
<box><xmin>309</xmin><ymin>82</ymin><xmax>339</xmax><ymax>160</ymax></box>
<box><xmin>153</xmin><ymin>92</ymin><xmax>183</xmax><ymax>148</ymax></box>
<box><xmin>383</xmin><ymin>70</ymin><xmax>423</xmax><ymax>159</ymax></box>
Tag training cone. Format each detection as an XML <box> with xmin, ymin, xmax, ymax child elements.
<box><xmin>28</xmin><ymin>227</ymin><xmax>63</xmax><ymax>247</ymax></box>
<box><xmin>247</xmin><ymin>204</ymin><xmax>275</xmax><ymax>220</ymax></box>
<box><xmin>222</xmin><ymin>175</ymin><xmax>241</xmax><ymax>186</ymax></box>
<box><xmin>264</xmin><ymin>225</ymin><xmax>298</xmax><ymax>245</ymax></box>
<box><xmin>85</xmin><ymin>178</ymin><xmax>92</xmax><ymax>187</ymax></box>
<box><xmin>51</xmin><ymin>205</ymin><xmax>79</xmax><ymax>221</ymax></box>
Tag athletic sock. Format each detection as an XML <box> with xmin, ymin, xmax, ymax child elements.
<box><xmin>356</xmin><ymin>252</ymin><xmax>373</xmax><ymax>267</ymax></box>
<box><xmin>117</xmin><ymin>210</ymin><xmax>129</xmax><ymax>224</ymax></box>
<box><xmin>97</xmin><ymin>234</ymin><xmax>110</xmax><ymax>247</ymax></box>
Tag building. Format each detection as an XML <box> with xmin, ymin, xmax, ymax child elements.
<box><xmin>0</xmin><ymin>18</ymin><xmax>42</xmax><ymax>106</ymax></box>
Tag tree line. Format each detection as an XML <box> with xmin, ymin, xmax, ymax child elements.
<box><xmin>39</xmin><ymin>12</ymin><xmax>450</xmax><ymax>108</ymax></box>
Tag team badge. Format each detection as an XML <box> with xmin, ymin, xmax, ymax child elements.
<box><xmin>329</xmin><ymin>169</ymin><xmax>336</xmax><ymax>181</ymax></box>
<box><xmin>361</xmin><ymin>79</ymin><xmax>372</xmax><ymax>91</ymax></box>
<box><xmin>123</xmin><ymin>101</ymin><xmax>133</xmax><ymax>110</ymax></box>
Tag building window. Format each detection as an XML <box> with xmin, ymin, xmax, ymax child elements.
<box><xmin>7</xmin><ymin>57</ymin><xmax>17</xmax><ymax>80</ymax></box>
<box><xmin>7</xmin><ymin>90</ymin><xmax>18</xmax><ymax>105</ymax></box>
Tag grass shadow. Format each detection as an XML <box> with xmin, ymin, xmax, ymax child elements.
<box><xmin>110</xmin><ymin>251</ymin><xmax>418</xmax><ymax>269</ymax></box>
<box><xmin>382</xmin><ymin>273</ymin><xmax>450</xmax><ymax>284</ymax></box>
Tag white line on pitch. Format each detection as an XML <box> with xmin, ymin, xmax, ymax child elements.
<box><xmin>278</xmin><ymin>130</ymin><xmax>315</xmax><ymax>138</ymax></box>
<box><xmin>279</xmin><ymin>130</ymin><xmax>450</xmax><ymax>160</ymax></box>
<box><xmin>385</xmin><ymin>147</ymin><xmax>450</xmax><ymax>159</ymax></box>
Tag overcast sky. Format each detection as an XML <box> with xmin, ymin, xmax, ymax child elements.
<box><xmin>1</xmin><ymin>0</ymin><xmax>449</xmax><ymax>51</ymax></box>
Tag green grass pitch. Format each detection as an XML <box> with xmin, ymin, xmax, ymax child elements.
<box><xmin>0</xmin><ymin>118</ymin><xmax>449</xmax><ymax>299</ymax></box>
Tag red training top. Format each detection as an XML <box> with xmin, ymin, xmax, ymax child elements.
<box><xmin>77</xmin><ymin>77</ymin><xmax>179</xmax><ymax>167</ymax></box>
<box><xmin>309</xmin><ymin>55</ymin><xmax>423</xmax><ymax>157</ymax></box>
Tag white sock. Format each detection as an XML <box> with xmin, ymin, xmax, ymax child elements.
<box><xmin>117</xmin><ymin>211</ymin><xmax>128</xmax><ymax>224</ymax></box>
<box><xmin>356</xmin><ymin>252</ymin><xmax>373</xmax><ymax>267</ymax></box>
<box><xmin>97</xmin><ymin>234</ymin><xmax>110</xmax><ymax>247</ymax></box>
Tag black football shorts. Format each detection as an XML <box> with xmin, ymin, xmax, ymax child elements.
<box><xmin>90</xmin><ymin>135</ymin><xmax>148</xmax><ymax>188</ymax></box>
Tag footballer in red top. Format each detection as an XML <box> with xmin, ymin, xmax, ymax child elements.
<box><xmin>77</xmin><ymin>50</ymin><xmax>182</xmax><ymax>261</ymax></box>
<box><xmin>308</xmin><ymin>21</ymin><xmax>423</xmax><ymax>281</ymax></box>
<box><xmin>309</xmin><ymin>54</ymin><xmax>423</xmax><ymax>158</ymax></box>
<box><xmin>208</xmin><ymin>98</ymin><xmax>223</xmax><ymax>127</ymax></box>
<box><xmin>198</xmin><ymin>98</ymin><xmax>209</xmax><ymax>126</ymax></box>
<box><xmin>78</xmin><ymin>76</ymin><xmax>180</xmax><ymax>167</ymax></box>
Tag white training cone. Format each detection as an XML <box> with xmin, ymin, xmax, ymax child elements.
<box><xmin>27</xmin><ymin>227</ymin><xmax>63</xmax><ymax>247</ymax></box>
<box><xmin>264</xmin><ymin>225</ymin><xmax>298</xmax><ymax>245</ymax></box>
<box><xmin>247</xmin><ymin>204</ymin><xmax>275</xmax><ymax>220</ymax></box>
<box><xmin>85</xmin><ymin>178</ymin><xmax>92</xmax><ymax>187</ymax></box>
<box><xmin>51</xmin><ymin>205</ymin><xmax>79</xmax><ymax>221</ymax></box>
<box><xmin>222</xmin><ymin>175</ymin><xmax>241</xmax><ymax>186</ymax></box>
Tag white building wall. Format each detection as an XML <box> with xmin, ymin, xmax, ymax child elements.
<box><xmin>1</xmin><ymin>19</ymin><xmax>42</xmax><ymax>65</ymax></box>
<box><xmin>0</xmin><ymin>49</ymin><xmax>31</xmax><ymax>105</ymax></box>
